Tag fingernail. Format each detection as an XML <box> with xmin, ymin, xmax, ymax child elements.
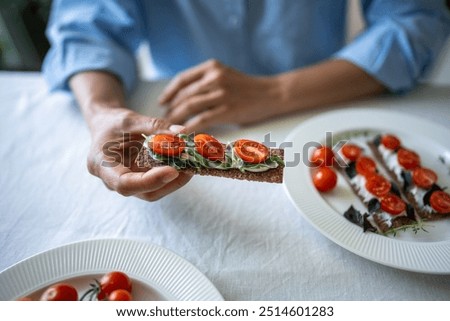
<box><xmin>163</xmin><ymin>170</ymin><xmax>179</xmax><ymax>183</ymax></box>
<box><xmin>169</xmin><ymin>125</ymin><xmax>185</xmax><ymax>133</ymax></box>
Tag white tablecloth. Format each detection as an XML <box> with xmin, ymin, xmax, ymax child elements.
<box><xmin>1</xmin><ymin>71</ymin><xmax>449</xmax><ymax>300</ymax></box>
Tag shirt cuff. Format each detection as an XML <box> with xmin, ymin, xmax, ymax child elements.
<box><xmin>42</xmin><ymin>39</ymin><xmax>137</xmax><ymax>95</ymax></box>
<box><xmin>334</xmin><ymin>23</ymin><xmax>419</xmax><ymax>93</ymax></box>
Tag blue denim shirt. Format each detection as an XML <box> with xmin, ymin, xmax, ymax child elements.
<box><xmin>43</xmin><ymin>0</ymin><xmax>450</xmax><ymax>93</ymax></box>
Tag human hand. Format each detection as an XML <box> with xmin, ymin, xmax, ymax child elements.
<box><xmin>86</xmin><ymin>108</ymin><xmax>192</xmax><ymax>201</ymax></box>
<box><xmin>158</xmin><ymin>59</ymin><xmax>282</xmax><ymax>133</ymax></box>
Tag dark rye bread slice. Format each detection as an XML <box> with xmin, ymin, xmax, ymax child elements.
<box><xmin>368</xmin><ymin>141</ymin><xmax>450</xmax><ymax>220</ymax></box>
<box><xmin>135</xmin><ymin>146</ymin><xmax>284</xmax><ymax>183</ymax></box>
<box><xmin>337</xmin><ymin>163</ymin><xmax>416</xmax><ymax>234</ymax></box>
<box><xmin>372</xmin><ymin>215</ymin><xmax>415</xmax><ymax>233</ymax></box>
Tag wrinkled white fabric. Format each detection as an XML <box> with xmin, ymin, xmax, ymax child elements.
<box><xmin>1</xmin><ymin>72</ymin><xmax>449</xmax><ymax>300</ymax></box>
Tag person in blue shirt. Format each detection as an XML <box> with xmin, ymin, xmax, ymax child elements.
<box><xmin>43</xmin><ymin>0</ymin><xmax>450</xmax><ymax>201</ymax></box>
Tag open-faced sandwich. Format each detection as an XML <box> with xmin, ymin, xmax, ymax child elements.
<box><xmin>336</xmin><ymin>141</ymin><xmax>416</xmax><ymax>234</ymax></box>
<box><xmin>310</xmin><ymin>132</ymin><xmax>449</xmax><ymax>236</ymax></box>
<box><xmin>369</xmin><ymin>133</ymin><xmax>450</xmax><ymax>219</ymax></box>
<box><xmin>136</xmin><ymin>133</ymin><xmax>285</xmax><ymax>183</ymax></box>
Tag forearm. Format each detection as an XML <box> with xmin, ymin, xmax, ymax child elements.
<box><xmin>69</xmin><ymin>71</ymin><xmax>127</xmax><ymax>131</ymax></box>
<box><xmin>273</xmin><ymin>59</ymin><xmax>386</xmax><ymax>113</ymax></box>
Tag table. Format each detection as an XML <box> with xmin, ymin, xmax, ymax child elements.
<box><xmin>1</xmin><ymin>71</ymin><xmax>449</xmax><ymax>300</ymax></box>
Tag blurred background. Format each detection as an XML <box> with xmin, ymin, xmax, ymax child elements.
<box><xmin>0</xmin><ymin>0</ymin><xmax>50</xmax><ymax>71</ymax></box>
<box><xmin>0</xmin><ymin>0</ymin><xmax>449</xmax><ymax>84</ymax></box>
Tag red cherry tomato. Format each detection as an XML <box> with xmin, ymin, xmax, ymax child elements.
<box><xmin>99</xmin><ymin>271</ymin><xmax>132</xmax><ymax>299</ymax></box>
<box><xmin>381</xmin><ymin>194</ymin><xmax>406</xmax><ymax>215</ymax></box>
<box><xmin>365</xmin><ymin>174</ymin><xmax>392</xmax><ymax>197</ymax></box>
<box><xmin>311</xmin><ymin>146</ymin><xmax>334</xmax><ymax>167</ymax></box>
<box><xmin>312</xmin><ymin>167</ymin><xmax>337</xmax><ymax>192</ymax></box>
<box><xmin>194</xmin><ymin>134</ymin><xmax>224</xmax><ymax>161</ymax></box>
<box><xmin>381</xmin><ymin>134</ymin><xmax>401</xmax><ymax>150</ymax></box>
<box><xmin>40</xmin><ymin>283</ymin><xmax>78</xmax><ymax>301</ymax></box>
<box><xmin>233</xmin><ymin>139</ymin><xmax>269</xmax><ymax>164</ymax></box>
<box><xmin>412</xmin><ymin>167</ymin><xmax>437</xmax><ymax>189</ymax></box>
<box><xmin>341</xmin><ymin>143</ymin><xmax>361</xmax><ymax>162</ymax></box>
<box><xmin>108</xmin><ymin>289</ymin><xmax>133</xmax><ymax>301</ymax></box>
<box><xmin>429</xmin><ymin>191</ymin><xmax>450</xmax><ymax>214</ymax></box>
<box><xmin>355</xmin><ymin>156</ymin><xmax>377</xmax><ymax>177</ymax></box>
<box><xmin>149</xmin><ymin>134</ymin><xmax>185</xmax><ymax>157</ymax></box>
<box><xmin>397</xmin><ymin>148</ymin><xmax>420</xmax><ymax>170</ymax></box>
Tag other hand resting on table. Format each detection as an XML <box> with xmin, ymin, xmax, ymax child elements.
<box><xmin>159</xmin><ymin>59</ymin><xmax>385</xmax><ymax>133</ymax></box>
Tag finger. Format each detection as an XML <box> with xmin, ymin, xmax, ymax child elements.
<box><xmin>135</xmin><ymin>172</ymin><xmax>193</xmax><ymax>202</ymax></box>
<box><xmin>100</xmin><ymin>165</ymin><xmax>181</xmax><ymax>196</ymax></box>
<box><xmin>167</xmin><ymin>77</ymin><xmax>214</xmax><ymax>110</ymax></box>
<box><xmin>159</xmin><ymin>68</ymin><xmax>205</xmax><ymax>104</ymax></box>
<box><xmin>124</xmin><ymin>117</ymin><xmax>174</xmax><ymax>136</ymax></box>
<box><xmin>183</xmin><ymin>105</ymin><xmax>229</xmax><ymax>133</ymax></box>
<box><xmin>158</xmin><ymin>60</ymin><xmax>219</xmax><ymax>104</ymax></box>
<box><xmin>166</xmin><ymin>90</ymin><xmax>224</xmax><ymax>125</ymax></box>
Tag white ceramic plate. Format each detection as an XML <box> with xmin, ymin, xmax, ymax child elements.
<box><xmin>283</xmin><ymin>108</ymin><xmax>450</xmax><ymax>274</ymax></box>
<box><xmin>0</xmin><ymin>239</ymin><xmax>224</xmax><ymax>300</ymax></box>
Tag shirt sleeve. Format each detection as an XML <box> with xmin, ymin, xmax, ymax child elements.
<box><xmin>42</xmin><ymin>0</ymin><xmax>145</xmax><ymax>94</ymax></box>
<box><xmin>334</xmin><ymin>0</ymin><xmax>450</xmax><ymax>92</ymax></box>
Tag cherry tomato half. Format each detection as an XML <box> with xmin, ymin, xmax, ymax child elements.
<box><xmin>233</xmin><ymin>139</ymin><xmax>269</xmax><ymax>164</ymax></box>
<box><xmin>40</xmin><ymin>283</ymin><xmax>78</xmax><ymax>301</ymax></box>
<box><xmin>311</xmin><ymin>146</ymin><xmax>335</xmax><ymax>167</ymax></box>
<box><xmin>381</xmin><ymin>193</ymin><xmax>406</xmax><ymax>215</ymax></box>
<box><xmin>381</xmin><ymin>134</ymin><xmax>401</xmax><ymax>150</ymax></box>
<box><xmin>100</xmin><ymin>271</ymin><xmax>132</xmax><ymax>299</ymax></box>
<box><xmin>312</xmin><ymin>167</ymin><xmax>337</xmax><ymax>193</ymax></box>
<box><xmin>365</xmin><ymin>174</ymin><xmax>392</xmax><ymax>197</ymax></box>
<box><xmin>429</xmin><ymin>190</ymin><xmax>450</xmax><ymax>214</ymax></box>
<box><xmin>149</xmin><ymin>134</ymin><xmax>185</xmax><ymax>157</ymax></box>
<box><xmin>412</xmin><ymin>167</ymin><xmax>437</xmax><ymax>189</ymax></box>
<box><xmin>355</xmin><ymin>156</ymin><xmax>377</xmax><ymax>177</ymax></box>
<box><xmin>194</xmin><ymin>134</ymin><xmax>224</xmax><ymax>161</ymax></box>
<box><xmin>108</xmin><ymin>289</ymin><xmax>133</xmax><ymax>301</ymax></box>
<box><xmin>397</xmin><ymin>148</ymin><xmax>420</xmax><ymax>170</ymax></box>
<box><xmin>341</xmin><ymin>143</ymin><xmax>361</xmax><ymax>162</ymax></box>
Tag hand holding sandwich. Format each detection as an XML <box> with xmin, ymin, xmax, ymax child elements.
<box><xmin>70</xmin><ymin>71</ymin><xmax>192</xmax><ymax>201</ymax></box>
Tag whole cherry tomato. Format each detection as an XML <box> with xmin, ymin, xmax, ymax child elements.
<box><xmin>311</xmin><ymin>146</ymin><xmax>335</xmax><ymax>167</ymax></box>
<box><xmin>99</xmin><ymin>271</ymin><xmax>132</xmax><ymax>299</ymax></box>
<box><xmin>108</xmin><ymin>289</ymin><xmax>133</xmax><ymax>301</ymax></box>
<box><xmin>40</xmin><ymin>283</ymin><xmax>78</xmax><ymax>301</ymax></box>
<box><xmin>312</xmin><ymin>167</ymin><xmax>337</xmax><ymax>192</ymax></box>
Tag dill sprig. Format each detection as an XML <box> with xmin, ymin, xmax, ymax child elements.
<box><xmin>383</xmin><ymin>220</ymin><xmax>431</xmax><ymax>237</ymax></box>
